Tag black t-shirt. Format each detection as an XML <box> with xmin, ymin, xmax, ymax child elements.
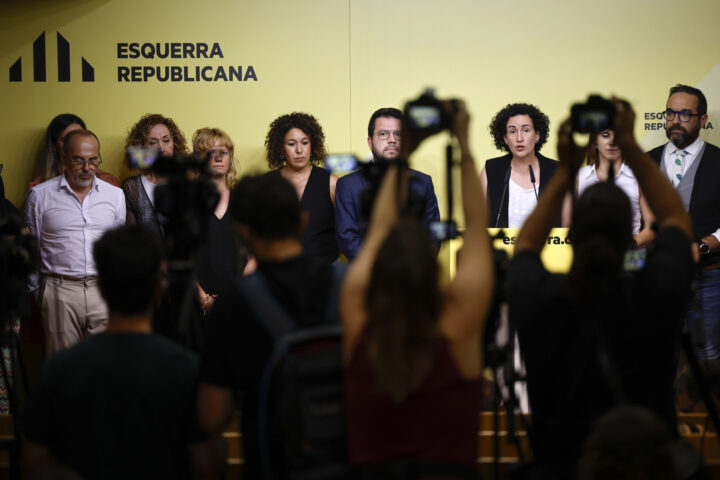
<box><xmin>199</xmin><ymin>254</ymin><xmax>333</xmax><ymax>477</ymax></box>
<box><xmin>508</xmin><ymin>227</ymin><xmax>694</xmax><ymax>476</ymax></box>
<box><xmin>21</xmin><ymin>333</ymin><xmax>204</xmax><ymax>479</ymax></box>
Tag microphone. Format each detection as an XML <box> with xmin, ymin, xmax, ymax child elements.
<box><xmin>529</xmin><ymin>165</ymin><xmax>538</xmax><ymax>200</ymax></box>
<box><xmin>495</xmin><ymin>164</ymin><xmax>512</xmax><ymax>228</ymax></box>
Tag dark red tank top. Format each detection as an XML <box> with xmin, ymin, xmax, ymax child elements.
<box><xmin>344</xmin><ymin>329</ymin><xmax>482</xmax><ymax>467</ymax></box>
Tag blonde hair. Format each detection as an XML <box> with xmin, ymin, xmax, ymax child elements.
<box><xmin>192</xmin><ymin>127</ymin><xmax>238</xmax><ymax>187</ymax></box>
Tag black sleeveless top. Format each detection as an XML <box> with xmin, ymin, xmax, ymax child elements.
<box><xmin>485</xmin><ymin>153</ymin><xmax>559</xmax><ymax>228</ymax></box>
<box><xmin>270</xmin><ymin>166</ymin><xmax>338</xmax><ymax>266</ymax></box>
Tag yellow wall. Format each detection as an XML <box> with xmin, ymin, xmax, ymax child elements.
<box><xmin>3</xmin><ymin>0</ymin><xmax>720</xmax><ymax>269</ymax></box>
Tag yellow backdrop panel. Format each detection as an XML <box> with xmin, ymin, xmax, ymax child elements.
<box><xmin>2</xmin><ymin>0</ymin><xmax>719</xmax><ymax>275</ymax></box>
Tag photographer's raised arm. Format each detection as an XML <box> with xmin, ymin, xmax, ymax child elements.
<box><xmin>341</xmin><ymin>164</ymin><xmax>405</xmax><ymax>360</ymax></box>
<box><xmin>439</xmin><ymin>105</ymin><xmax>494</xmax><ymax>378</ymax></box>
<box><xmin>514</xmin><ymin>120</ymin><xmax>581</xmax><ymax>254</ymax></box>
<box><xmin>612</xmin><ymin>101</ymin><xmax>691</xmax><ymax>236</ymax></box>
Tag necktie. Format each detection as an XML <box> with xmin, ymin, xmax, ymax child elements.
<box><xmin>672</xmin><ymin>149</ymin><xmax>689</xmax><ymax>187</ymax></box>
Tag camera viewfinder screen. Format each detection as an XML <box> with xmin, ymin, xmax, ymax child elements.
<box><xmin>408</xmin><ymin>106</ymin><xmax>441</xmax><ymax>129</ymax></box>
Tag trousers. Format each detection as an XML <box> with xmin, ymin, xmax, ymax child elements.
<box><xmin>41</xmin><ymin>276</ymin><xmax>109</xmax><ymax>355</ymax></box>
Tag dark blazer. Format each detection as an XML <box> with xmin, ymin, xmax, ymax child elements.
<box><xmin>485</xmin><ymin>153</ymin><xmax>558</xmax><ymax>228</ymax></box>
<box><xmin>335</xmin><ymin>167</ymin><xmax>440</xmax><ymax>260</ymax></box>
<box><xmin>648</xmin><ymin>142</ymin><xmax>720</xmax><ymax>267</ymax></box>
<box><xmin>121</xmin><ymin>175</ymin><xmax>163</xmax><ymax>237</ymax></box>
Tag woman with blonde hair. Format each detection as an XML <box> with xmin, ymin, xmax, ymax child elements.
<box><xmin>192</xmin><ymin>127</ymin><xmax>247</xmax><ymax>314</ymax></box>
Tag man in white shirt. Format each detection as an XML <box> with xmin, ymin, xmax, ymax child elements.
<box><xmin>25</xmin><ymin>129</ymin><xmax>125</xmax><ymax>354</ymax></box>
<box><xmin>648</xmin><ymin>84</ymin><xmax>720</xmax><ymax>362</ymax></box>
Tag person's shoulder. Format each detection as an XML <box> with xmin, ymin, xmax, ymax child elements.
<box><xmin>646</xmin><ymin>144</ymin><xmax>666</xmax><ymax>159</ymax></box>
<box><xmin>97</xmin><ymin>178</ymin><xmax>124</xmax><ymax>197</ymax></box>
<box><xmin>409</xmin><ymin>167</ymin><xmax>432</xmax><ymax>182</ymax></box>
<box><xmin>145</xmin><ymin>334</ymin><xmax>199</xmax><ymax>367</ymax></box>
<box><xmin>121</xmin><ymin>175</ymin><xmax>140</xmax><ymax>189</ymax></box>
<box><xmin>484</xmin><ymin>154</ymin><xmax>512</xmax><ymax>172</ymax></box>
<box><xmin>485</xmin><ymin>153</ymin><xmax>512</xmax><ymax>165</ymax></box>
<box><xmin>702</xmin><ymin>141</ymin><xmax>720</xmax><ymax>156</ymax></box>
<box><xmin>29</xmin><ymin>176</ymin><xmax>61</xmax><ymax>195</ymax></box>
<box><xmin>578</xmin><ymin>164</ymin><xmax>594</xmax><ymax>176</ymax></box>
<box><xmin>538</xmin><ymin>152</ymin><xmax>558</xmax><ymax>165</ymax></box>
<box><xmin>96</xmin><ymin>170</ymin><xmax>120</xmax><ymax>187</ymax></box>
<box><xmin>335</xmin><ymin>170</ymin><xmax>366</xmax><ymax>198</ymax></box>
<box><xmin>336</xmin><ymin>170</ymin><xmax>364</xmax><ymax>186</ymax></box>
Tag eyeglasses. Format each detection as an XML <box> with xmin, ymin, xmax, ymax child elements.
<box><xmin>376</xmin><ymin>130</ymin><xmax>402</xmax><ymax>140</ymax></box>
<box><xmin>69</xmin><ymin>158</ymin><xmax>101</xmax><ymax>168</ymax></box>
<box><xmin>664</xmin><ymin>109</ymin><xmax>703</xmax><ymax>123</ymax></box>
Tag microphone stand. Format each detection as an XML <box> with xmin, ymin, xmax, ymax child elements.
<box><xmin>495</xmin><ymin>164</ymin><xmax>512</xmax><ymax>228</ymax></box>
<box><xmin>529</xmin><ymin>165</ymin><xmax>538</xmax><ymax>200</ymax></box>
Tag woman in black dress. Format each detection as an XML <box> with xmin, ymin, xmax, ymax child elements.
<box><xmin>265</xmin><ymin>112</ymin><xmax>338</xmax><ymax>265</ymax></box>
<box><xmin>192</xmin><ymin>127</ymin><xmax>251</xmax><ymax>314</ymax></box>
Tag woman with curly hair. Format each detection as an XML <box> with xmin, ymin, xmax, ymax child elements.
<box><xmin>121</xmin><ymin>113</ymin><xmax>188</xmax><ymax>236</ymax></box>
<box><xmin>192</xmin><ymin>127</ymin><xmax>249</xmax><ymax>315</ymax></box>
<box><xmin>27</xmin><ymin>113</ymin><xmax>119</xmax><ymax>191</ymax></box>
<box><xmin>480</xmin><ymin>103</ymin><xmax>558</xmax><ymax>228</ymax></box>
<box><xmin>265</xmin><ymin>112</ymin><xmax>338</xmax><ymax>266</ymax></box>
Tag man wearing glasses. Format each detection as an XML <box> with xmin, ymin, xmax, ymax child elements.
<box><xmin>25</xmin><ymin>129</ymin><xmax>125</xmax><ymax>354</ymax></box>
<box><xmin>648</xmin><ymin>84</ymin><xmax>720</xmax><ymax>363</ymax></box>
<box><xmin>335</xmin><ymin>107</ymin><xmax>440</xmax><ymax>260</ymax></box>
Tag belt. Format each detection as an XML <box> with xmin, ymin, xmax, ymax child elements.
<box><xmin>44</xmin><ymin>273</ymin><xmax>98</xmax><ymax>282</ymax></box>
<box><xmin>701</xmin><ymin>263</ymin><xmax>720</xmax><ymax>271</ymax></box>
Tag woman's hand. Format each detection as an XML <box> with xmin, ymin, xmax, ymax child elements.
<box><xmin>197</xmin><ymin>283</ymin><xmax>218</xmax><ymax>314</ymax></box>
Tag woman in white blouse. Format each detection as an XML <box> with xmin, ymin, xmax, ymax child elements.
<box><xmin>576</xmin><ymin>129</ymin><xmax>655</xmax><ymax>248</ymax></box>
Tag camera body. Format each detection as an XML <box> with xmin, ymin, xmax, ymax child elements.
<box><xmin>571</xmin><ymin>95</ymin><xmax>616</xmax><ymax>133</ymax></box>
<box><xmin>404</xmin><ymin>88</ymin><xmax>458</xmax><ymax>131</ymax></box>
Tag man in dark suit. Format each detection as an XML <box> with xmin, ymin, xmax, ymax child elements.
<box><xmin>648</xmin><ymin>84</ymin><xmax>720</xmax><ymax>362</ymax></box>
<box><xmin>335</xmin><ymin>107</ymin><xmax>440</xmax><ymax>260</ymax></box>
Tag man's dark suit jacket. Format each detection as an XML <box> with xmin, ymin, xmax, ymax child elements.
<box><xmin>648</xmin><ymin>141</ymin><xmax>720</xmax><ymax>268</ymax></box>
<box><xmin>334</xmin><ymin>167</ymin><xmax>440</xmax><ymax>260</ymax></box>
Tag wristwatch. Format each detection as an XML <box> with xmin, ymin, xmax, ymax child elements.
<box><xmin>698</xmin><ymin>241</ymin><xmax>711</xmax><ymax>255</ymax></box>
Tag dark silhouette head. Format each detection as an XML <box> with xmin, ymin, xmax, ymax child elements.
<box><xmin>568</xmin><ymin>182</ymin><xmax>633</xmax><ymax>303</ymax></box>
<box><xmin>94</xmin><ymin>226</ymin><xmax>164</xmax><ymax>315</ymax></box>
<box><xmin>230</xmin><ymin>173</ymin><xmax>301</xmax><ymax>242</ymax></box>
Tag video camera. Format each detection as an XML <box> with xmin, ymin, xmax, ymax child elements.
<box><xmin>126</xmin><ymin>147</ymin><xmax>219</xmax><ymax>264</ymax></box>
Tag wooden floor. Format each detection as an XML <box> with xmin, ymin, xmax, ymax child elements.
<box><xmin>221</xmin><ymin>411</ymin><xmax>720</xmax><ymax>479</ymax></box>
<box><xmin>3</xmin><ymin>412</ymin><xmax>719</xmax><ymax>478</ymax></box>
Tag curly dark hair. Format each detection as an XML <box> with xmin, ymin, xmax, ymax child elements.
<box><xmin>124</xmin><ymin>113</ymin><xmax>188</xmax><ymax>155</ymax></box>
<box><xmin>489</xmin><ymin>103</ymin><xmax>550</xmax><ymax>153</ymax></box>
<box><xmin>265</xmin><ymin>112</ymin><xmax>327</xmax><ymax>169</ymax></box>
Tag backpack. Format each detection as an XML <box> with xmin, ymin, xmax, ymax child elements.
<box><xmin>236</xmin><ymin>263</ymin><xmax>348</xmax><ymax>480</ymax></box>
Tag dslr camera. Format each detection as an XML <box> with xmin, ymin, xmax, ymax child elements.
<box><xmin>571</xmin><ymin>95</ymin><xmax>616</xmax><ymax>133</ymax></box>
<box><xmin>404</xmin><ymin>88</ymin><xmax>459</xmax><ymax>131</ymax></box>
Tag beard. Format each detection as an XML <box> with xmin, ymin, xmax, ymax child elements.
<box><xmin>67</xmin><ymin>170</ymin><xmax>95</xmax><ymax>188</ymax></box>
<box><xmin>666</xmin><ymin>124</ymin><xmax>700</xmax><ymax>148</ymax></box>
<box><xmin>371</xmin><ymin>147</ymin><xmax>399</xmax><ymax>162</ymax></box>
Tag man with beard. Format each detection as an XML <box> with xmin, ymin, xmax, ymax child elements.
<box><xmin>335</xmin><ymin>107</ymin><xmax>440</xmax><ymax>260</ymax></box>
<box><xmin>648</xmin><ymin>84</ymin><xmax>720</xmax><ymax>362</ymax></box>
<box><xmin>25</xmin><ymin>129</ymin><xmax>125</xmax><ymax>354</ymax></box>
